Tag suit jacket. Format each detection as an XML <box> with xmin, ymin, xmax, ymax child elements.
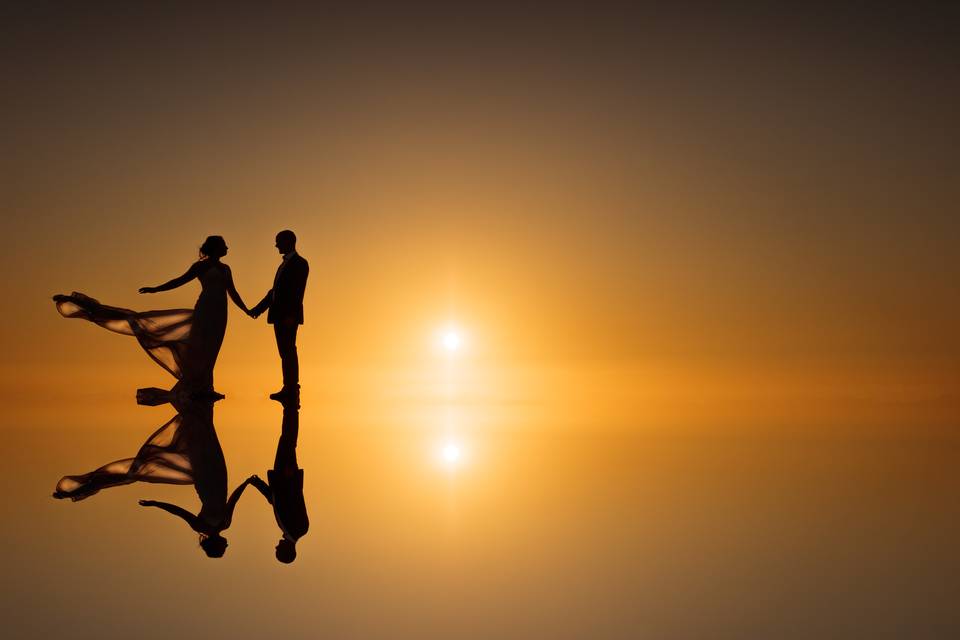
<box><xmin>254</xmin><ymin>253</ymin><xmax>309</xmax><ymax>324</ymax></box>
<box><xmin>267</xmin><ymin>468</ymin><xmax>309</xmax><ymax>541</ymax></box>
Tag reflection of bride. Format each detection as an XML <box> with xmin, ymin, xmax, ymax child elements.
<box><xmin>53</xmin><ymin>391</ymin><xmax>251</xmax><ymax>558</ymax></box>
<box><xmin>53</xmin><ymin>235</ymin><xmax>250</xmax><ymax>396</ymax></box>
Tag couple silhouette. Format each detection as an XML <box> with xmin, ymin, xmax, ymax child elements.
<box><xmin>55</xmin><ymin>229</ymin><xmax>307</xmax><ymax>400</ymax></box>
<box><xmin>55</xmin><ymin>393</ymin><xmax>308</xmax><ymax>562</ymax></box>
<box><xmin>51</xmin><ymin>230</ymin><xmax>310</xmax><ymax>562</ymax></box>
<box><xmin>135</xmin><ymin>229</ymin><xmax>307</xmax><ymax>400</ymax></box>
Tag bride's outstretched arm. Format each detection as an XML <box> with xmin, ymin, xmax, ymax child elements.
<box><xmin>139</xmin><ymin>263</ymin><xmax>200</xmax><ymax>294</ymax></box>
<box><xmin>139</xmin><ymin>499</ymin><xmax>201</xmax><ymax>531</ymax></box>
<box><xmin>223</xmin><ymin>266</ymin><xmax>250</xmax><ymax>314</ymax></box>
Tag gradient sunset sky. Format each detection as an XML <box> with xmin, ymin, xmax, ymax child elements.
<box><xmin>3</xmin><ymin>3</ymin><xmax>957</xmax><ymax>430</ymax></box>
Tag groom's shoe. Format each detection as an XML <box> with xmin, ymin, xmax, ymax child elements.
<box><xmin>269</xmin><ymin>386</ymin><xmax>299</xmax><ymax>402</ymax></box>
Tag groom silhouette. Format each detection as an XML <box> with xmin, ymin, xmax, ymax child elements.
<box><xmin>247</xmin><ymin>398</ymin><xmax>308</xmax><ymax>563</ymax></box>
<box><xmin>250</xmin><ymin>230</ymin><xmax>309</xmax><ymax>399</ymax></box>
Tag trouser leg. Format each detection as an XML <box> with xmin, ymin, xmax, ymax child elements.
<box><xmin>274</xmin><ymin>323</ymin><xmax>300</xmax><ymax>389</ymax></box>
<box><xmin>274</xmin><ymin>403</ymin><xmax>300</xmax><ymax>470</ymax></box>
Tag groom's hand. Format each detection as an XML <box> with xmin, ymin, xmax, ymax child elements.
<box><xmin>139</xmin><ymin>499</ymin><xmax>157</xmax><ymax>507</ymax></box>
<box><xmin>138</xmin><ymin>286</ymin><xmax>156</xmax><ymax>294</ymax></box>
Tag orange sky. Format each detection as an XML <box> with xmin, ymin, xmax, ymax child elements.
<box><xmin>2</xmin><ymin>4</ymin><xmax>957</xmax><ymax>430</ymax></box>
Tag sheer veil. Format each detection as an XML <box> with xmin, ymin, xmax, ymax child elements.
<box><xmin>53</xmin><ymin>413</ymin><xmax>193</xmax><ymax>501</ymax></box>
<box><xmin>53</xmin><ymin>292</ymin><xmax>191</xmax><ymax>379</ymax></box>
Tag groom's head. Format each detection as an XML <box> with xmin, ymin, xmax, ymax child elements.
<box><xmin>275</xmin><ymin>230</ymin><xmax>297</xmax><ymax>255</ymax></box>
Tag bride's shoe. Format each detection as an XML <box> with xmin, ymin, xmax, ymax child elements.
<box><xmin>137</xmin><ymin>387</ymin><xmax>173</xmax><ymax>406</ymax></box>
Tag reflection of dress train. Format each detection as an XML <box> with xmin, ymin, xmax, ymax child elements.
<box><xmin>53</xmin><ymin>390</ymin><xmax>221</xmax><ymax>504</ymax></box>
<box><xmin>54</xmin><ymin>261</ymin><xmax>231</xmax><ymax>393</ymax></box>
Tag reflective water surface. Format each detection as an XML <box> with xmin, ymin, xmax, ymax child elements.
<box><xmin>3</xmin><ymin>395</ymin><xmax>958</xmax><ymax>639</ymax></box>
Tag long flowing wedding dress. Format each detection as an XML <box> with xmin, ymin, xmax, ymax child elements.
<box><xmin>53</xmin><ymin>260</ymin><xmax>232</xmax><ymax>392</ymax></box>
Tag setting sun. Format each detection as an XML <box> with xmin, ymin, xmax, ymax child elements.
<box><xmin>442</xmin><ymin>442</ymin><xmax>461</xmax><ymax>461</ymax></box>
<box><xmin>438</xmin><ymin>441</ymin><xmax>464</xmax><ymax>468</ymax></box>
<box><xmin>437</xmin><ymin>326</ymin><xmax>464</xmax><ymax>353</ymax></box>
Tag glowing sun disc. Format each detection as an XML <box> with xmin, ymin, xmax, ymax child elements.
<box><xmin>439</xmin><ymin>328</ymin><xmax>463</xmax><ymax>352</ymax></box>
<box><xmin>441</xmin><ymin>442</ymin><xmax>462</xmax><ymax>463</ymax></box>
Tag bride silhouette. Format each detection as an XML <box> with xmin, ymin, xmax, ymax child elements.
<box><xmin>54</xmin><ymin>391</ymin><xmax>251</xmax><ymax>558</ymax></box>
<box><xmin>136</xmin><ymin>394</ymin><xmax>251</xmax><ymax>558</ymax></box>
<box><xmin>53</xmin><ymin>235</ymin><xmax>250</xmax><ymax>398</ymax></box>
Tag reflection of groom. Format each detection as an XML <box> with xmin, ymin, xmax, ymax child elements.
<box><xmin>250</xmin><ymin>230</ymin><xmax>309</xmax><ymax>400</ymax></box>
<box><xmin>248</xmin><ymin>400</ymin><xmax>308</xmax><ymax>564</ymax></box>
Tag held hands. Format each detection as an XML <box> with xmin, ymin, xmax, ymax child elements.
<box><xmin>139</xmin><ymin>499</ymin><xmax>158</xmax><ymax>507</ymax></box>
<box><xmin>247</xmin><ymin>475</ymin><xmax>272</xmax><ymax>502</ymax></box>
<box><xmin>138</xmin><ymin>286</ymin><xmax>157</xmax><ymax>294</ymax></box>
<box><xmin>248</xmin><ymin>474</ymin><xmax>269</xmax><ymax>490</ymax></box>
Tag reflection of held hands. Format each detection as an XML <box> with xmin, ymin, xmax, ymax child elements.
<box><xmin>138</xmin><ymin>286</ymin><xmax>157</xmax><ymax>294</ymax></box>
<box><xmin>139</xmin><ymin>499</ymin><xmax>157</xmax><ymax>507</ymax></box>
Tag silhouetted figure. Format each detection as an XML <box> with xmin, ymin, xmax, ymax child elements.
<box><xmin>248</xmin><ymin>398</ymin><xmax>309</xmax><ymax>563</ymax></box>
<box><xmin>249</xmin><ymin>230</ymin><xmax>308</xmax><ymax>400</ymax></box>
<box><xmin>136</xmin><ymin>394</ymin><xmax>250</xmax><ymax>558</ymax></box>
<box><xmin>139</xmin><ymin>235</ymin><xmax>251</xmax><ymax>395</ymax></box>
<box><xmin>54</xmin><ymin>236</ymin><xmax>251</xmax><ymax>398</ymax></box>
<box><xmin>54</xmin><ymin>388</ymin><xmax>250</xmax><ymax>558</ymax></box>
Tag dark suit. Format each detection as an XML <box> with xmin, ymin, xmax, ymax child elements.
<box><xmin>253</xmin><ymin>252</ymin><xmax>308</xmax><ymax>388</ymax></box>
<box><xmin>253</xmin><ymin>402</ymin><xmax>309</xmax><ymax>543</ymax></box>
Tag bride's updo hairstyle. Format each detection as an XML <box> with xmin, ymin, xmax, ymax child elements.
<box><xmin>200</xmin><ymin>534</ymin><xmax>228</xmax><ymax>558</ymax></box>
<box><xmin>199</xmin><ymin>235</ymin><xmax>228</xmax><ymax>259</ymax></box>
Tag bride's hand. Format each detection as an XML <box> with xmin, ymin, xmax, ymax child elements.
<box><xmin>139</xmin><ymin>286</ymin><xmax>156</xmax><ymax>294</ymax></box>
<box><xmin>139</xmin><ymin>499</ymin><xmax>157</xmax><ymax>507</ymax></box>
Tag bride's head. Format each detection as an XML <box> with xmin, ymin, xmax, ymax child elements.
<box><xmin>276</xmin><ymin>538</ymin><xmax>297</xmax><ymax>564</ymax></box>
<box><xmin>199</xmin><ymin>236</ymin><xmax>228</xmax><ymax>260</ymax></box>
<box><xmin>199</xmin><ymin>533</ymin><xmax>228</xmax><ymax>558</ymax></box>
